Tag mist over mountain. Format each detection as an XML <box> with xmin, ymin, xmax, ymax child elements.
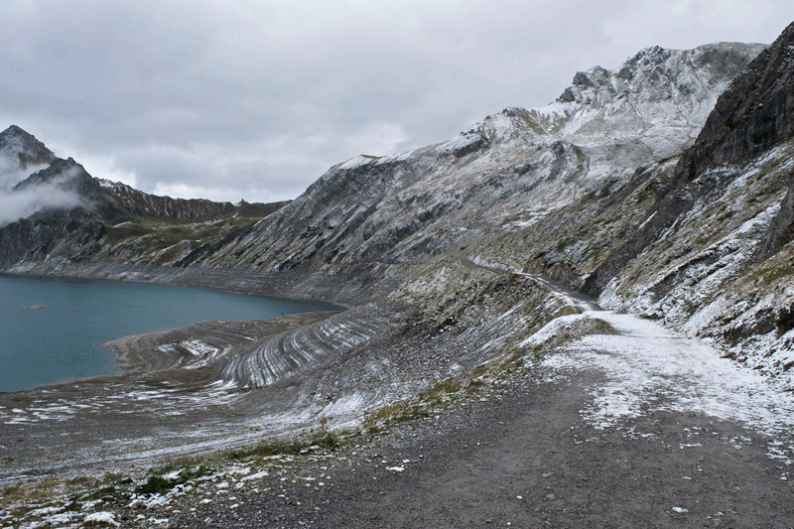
<box><xmin>0</xmin><ymin>126</ymin><xmax>80</xmax><ymax>225</ymax></box>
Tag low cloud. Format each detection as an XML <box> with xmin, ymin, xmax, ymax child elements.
<box><xmin>0</xmin><ymin>158</ymin><xmax>47</xmax><ymax>193</ymax></box>
<box><xmin>0</xmin><ymin>185</ymin><xmax>84</xmax><ymax>225</ymax></box>
<box><xmin>0</xmin><ymin>164</ymin><xmax>86</xmax><ymax>226</ymax></box>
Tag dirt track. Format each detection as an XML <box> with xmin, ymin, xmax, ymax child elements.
<box><xmin>161</xmin><ymin>365</ymin><xmax>794</xmax><ymax>529</ymax></box>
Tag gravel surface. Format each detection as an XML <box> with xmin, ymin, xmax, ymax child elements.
<box><xmin>156</xmin><ymin>366</ymin><xmax>794</xmax><ymax>529</ymax></box>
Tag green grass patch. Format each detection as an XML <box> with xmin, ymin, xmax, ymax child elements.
<box><xmin>104</xmin><ymin>223</ymin><xmax>152</xmax><ymax>244</ymax></box>
<box><xmin>228</xmin><ymin>427</ymin><xmax>340</xmax><ymax>461</ymax></box>
<box><xmin>364</xmin><ymin>377</ymin><xmax>464</xmax><ymax>432</ymax></box>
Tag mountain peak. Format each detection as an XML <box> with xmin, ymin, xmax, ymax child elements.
<box><xmin>0</xmin><ymin>124</ymin><xmax>56</xmax><ymax>169</ymax></box>
<box><xmin>556</xmin><ymin>42</ymin><xmax>766</xmax><ymax>107</ymax></box>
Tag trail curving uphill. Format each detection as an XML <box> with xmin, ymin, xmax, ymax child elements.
<box><xmin>466</xmin><ymin>256</ymin><xmax>794</xmax><ymax>463</ymax></box>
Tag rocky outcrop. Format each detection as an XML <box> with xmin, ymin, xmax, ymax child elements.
<box><xmin>696</xmin><ymin>24</ymin><xmax>794</xmax><ymax>168</ymax></box>
<box><xmin>761</xmin><ymin>173</ymin><xmax>794</xmax><ymax>256</ymax></box>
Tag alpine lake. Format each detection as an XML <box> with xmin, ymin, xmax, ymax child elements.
<box><xmin>0</xmin><ymin>273</ymin><xmax>338</xmax><ymax>392</ymax></box>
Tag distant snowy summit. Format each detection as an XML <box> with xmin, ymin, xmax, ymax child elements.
<box><xmin>458</xmin><ymin>42</ymin><xmax>768</xmax><ymax>163</ymax></box>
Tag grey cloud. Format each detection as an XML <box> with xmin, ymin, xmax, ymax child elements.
<box><xmin>0</xmin><ymin>0</ymin><xmax>788</xmax><ymax>203</ymax></box>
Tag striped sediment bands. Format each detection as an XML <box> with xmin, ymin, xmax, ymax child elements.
<box><xmin>222</xmin><ymin>307</ymin><xmax>389</xmax><ymax>388</ymax></box>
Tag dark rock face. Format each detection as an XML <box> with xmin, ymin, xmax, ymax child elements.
<box><xmin>696</xmin><ymin>24</ymin><xmax>794</xmax><ymax>168</ymax></box>
<box><xmin>584</xmin><ymin>23</ymin><xmax>794</xmax><ymax>296</ymax></box>
<box><xmin>96</xmin><ymin>179</ymin><xmax>240</xmax><ymax>221</ymax></box>
<box><xmin>0</xmin><ymin>217</ymin><xmax>106</xmax><ymax>267</ymax></box>
<box><xmin>761</xmin><ymin>172</ymin><xmax>794</xmax><ymax>257</ymax></box>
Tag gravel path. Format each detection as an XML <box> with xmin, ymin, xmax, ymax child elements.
<box><xmin>165</xmin><ymin>366</ymin><xmax>794</xmax><ymax>528</ymax></box>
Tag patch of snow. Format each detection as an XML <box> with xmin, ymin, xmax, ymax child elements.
<box><xmin>241</xmin><ymin>470</ymin><xmax>270</xmax><ymax>482</ymax></box>
<box><xmin>97</xmin><ymin>178</ymin><xmax>118</xmax><ymax>189</ymax></box>
<box><xmin>339</xmin><ymin>155</ymin><xmax>376</xmax><ymax>170</ymax></box>
<box><xmin>541</xmin><ymin>310</ymin><xmax>794</xmax><ymax>462</ymax></box>
<box><xmin>84</xmin><ymin>511</ymin><xmax>120</xmax><ymax>526</ymax></box>
<box><xmin>163</xmin><ymin>470</ymin><xmax>182</xmax><ymax>481</ymax></box>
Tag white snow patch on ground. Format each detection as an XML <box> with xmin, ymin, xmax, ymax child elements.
<box><xmin>242</xmin><ymin>470</ymin><xmax>270</xmax><ymax>482</ymax></box>
<box><xmin>83</xmin><ymin>511</ymin><xmax>120</xmax><ymax>526</ymax></box>
<box><xmin>541</xmin><ymin>309</ymin><xmax>794</xmax><ymax>462</ymax></box>
<box><xmin>320</xmin><ymin>392</ymin><xmax>365</xmax><ymax>419</ymax></box>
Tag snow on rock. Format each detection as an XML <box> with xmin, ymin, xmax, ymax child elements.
<box><xmin>83</xmin><ymin>511</ymin><xmax>120</xmax><ymax>526</ymax></box>
<box><xmin>198</xmin><ymin>43</ymin><xmax>763</xmax><ymax>280</ymax></box>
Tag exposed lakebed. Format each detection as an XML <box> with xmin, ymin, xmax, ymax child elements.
<box><xmin>0</xmin><ymin>273</ymin><xmax>339</xmax><ymax>392</ymax></box>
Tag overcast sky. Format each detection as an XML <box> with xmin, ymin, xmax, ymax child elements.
<box><xmin>0</xmin><ymin>1</ymin><xmax>789</xmax><ymax>203</ymax></box>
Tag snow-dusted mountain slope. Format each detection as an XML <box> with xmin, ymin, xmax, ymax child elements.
<box><xmin>511</xmin><ymin>22</ymin><xmax>794</xmax><ymax>384</ymax></box>
<box><xmin>191</xmin><ymin>43</ymin><xmax>762</xmax><ymax>274</ymax></box>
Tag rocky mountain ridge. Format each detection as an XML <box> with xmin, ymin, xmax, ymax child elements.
<box><xmin>0</xmin><ymin>129</ymin><xmax>285</xmax><ymax>266</ymax></box>
<box><xmin>187</xmin><ymin>42</ymin><xmax>763</xmax><ymax>275</ymax></box>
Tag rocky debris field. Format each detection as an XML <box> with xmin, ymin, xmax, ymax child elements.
<box><xmin>3</xmin><ymin>358</ymin><xmax>793</xmax><ymax>528</ymax></box>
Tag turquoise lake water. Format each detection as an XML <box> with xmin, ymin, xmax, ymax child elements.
<box><xmin>0</xmin><ymin>273</ymin><xmax>339</xmax><ymax>392</ymax></box>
